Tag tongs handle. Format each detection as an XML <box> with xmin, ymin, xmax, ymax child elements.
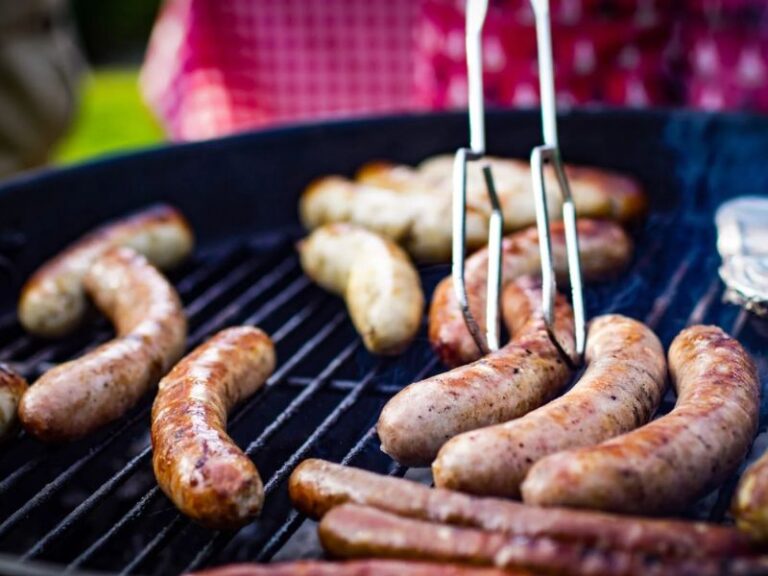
<box><xmin>530</xmin><ymin>0</ymin><xmax>586</xmax><ymax>361</ymax></box>
<box><xmin>452</xmin><ymin>0</ymin><xmax>504</xmax><ymax>355</ymax></box>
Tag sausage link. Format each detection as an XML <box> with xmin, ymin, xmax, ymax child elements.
<box><xmin>19</xmin><ymin>247</ymin><xmax>187</xmax><ymax>442</ymax></box>
<box><xmin>522</xmin><ymin>325</ymin><xmax>760</xmax><ymax>514</ymax></box>
<box><xmin>19</xmin><ymin>204</ymin><xmax>193</xmax><ymax>338</ymax></box>
<box><xmin>289</xmin><ymin>459</ymin><xmax>754</xmax><ymax>558</ymax></box>
<box><xmin>319</xmin><ymin>504</ymin><xmax>768</xmax><ymax>576</ymax></box>
<box><xmin>0</xmin><ymin>364</ymin><xmax>28</xmax><ymax>442</ymax></box>
<box><xmin>430</xmin><ymin>219</ymin><xmax>632</xmax><ymax>367</ymax></box>
<box><xmin>433</xmin><ymin>315</ymin><xmax>667</xmax><ymax>497</ymax></box>
<box><xmin>733</xmin><ymin>445</ymin><xmax>768</xmax><ymax>542</ymax></box>
<box><xmin>377</xmin><ymin>276</ymin><xmax>575</xmax><ymax>466</ymax></box>
<box><xmin>152</xmin><ymin>326</ymin><xmax>275</xmax><ymax>528</ymax></box>
<box><xmin>298</xmin><ymin>223</ymin><xmax>424</xmax><ymax>355</ymax></box>
<box><xmin>187</xmin><ymin>560</ymin><xmax>518</xmax><ymax>576</ymax></box>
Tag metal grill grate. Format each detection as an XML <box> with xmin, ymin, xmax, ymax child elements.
<box><xmin>0</xmin><ymin>206</ymin><xmax>767</xmax><ymax>575</ymax></box>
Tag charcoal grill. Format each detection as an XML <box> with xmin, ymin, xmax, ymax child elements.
<box><xmin>0</xmin><ymin>110</ymin><xmax>767</xmax><ymax>575</ymax></box>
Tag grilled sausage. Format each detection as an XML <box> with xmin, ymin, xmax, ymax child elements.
<box><xmin>522</xmin><ymin>325</ymin><xmax>760</xmax><ymax>514</ymax></box>
<box><xmin>319</xmin><ymin>504</ymin><xmax>768</xmax><ymax>576</ymax></box>
<box><xmin>289</xmin><ymin>459</ymin><xmax>754</xmax><ymax>559</ymax></box>
<box><xmin>430</xmin><ymin>219</ymin><xmax>633</xmax><ymax>367</ymax></box>
<box><xmin>19</xmin><ymin>247</ymin><xmax>187</xmax><ymax>442</ymax></box>
<box><xmin>300</xmin><ymin>155</ymin><xmax>645</xmax><ymax>262</ymax></box>
<box><xmin>188</xmin><ymin>560</ymin><xmax>519</xmax><ymax>576</ymax></box>
<box><xmin>0</xmin><ymin>364</ymin><xmax>28</xmax><ymax>442</ymax></box>
<box><xmin>733</xmin><ymin>446</ymin><xmax>768</xmax><ymax>542</ymax></box>
<box><xmin>19</xmin><ymin>204</ymin><xmax>194</xmax><ymax>338</ymax></box>
<box><xmin>377</xmin><ymin>276</ymin><xmax>575</xmax><ymax>467</ymax></box>
<box><xmin>433</xmin><ymin>315</ymin><xmax>667</xmax><ymax>498</ymax></box>
<box><xmin>152</xmin><ymin>326</ymin><xmax>275</xmax><ymax>528</ymax></box>
<box><xmin>298</xmin><ymin>224</ymin><xmax>424</xmax><ymax>355</ymax></box>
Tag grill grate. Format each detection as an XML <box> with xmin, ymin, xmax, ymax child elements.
<box><xmin>0</xmin><ymin>206</ymin><xmax>767</xmax><ymax>575</ymax></box>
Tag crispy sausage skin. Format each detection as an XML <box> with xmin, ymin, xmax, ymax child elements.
<box><xmin>187</xmin><ymin>560</ymin><xmax>518</xmax><ymax>576</ymax></box>
<box><xmin>298</xmin><ymin>223</ymin><xmax>424</xmax><ymax>355</ymax></box>
<box><xmin>0</xmin><ymin>364</ymin><xmax>28</xmax><ymax>442</ymax></box>
<box><xmin>19</xmin><ymin>247</ymin><xmax>187</xmax><ymax>442</ymax></box>
<box><xmin>300</xmin><ymin>155</ymin><xmax>645</xmax><ymax>263</ymax></box>
<box><xmin>430</xmin><ymin>219</ymin><xmax>633</xmax><ymax>367</ymax></box>
<box><xmin>522</xmin><ymin>325</ymin><xmax>760</xmax><ymax>514</ymax></box>
<box><xmin>433</xmin><ymin>315</ymin><xmax>667</xmax><ymax>498</ymax></box>
<box><xmin>152</xmin><ymin>326</ymin><xmax>275</xmax><ymax>528</ymax></box>
<box><xmin>733</xmin><ymin>447</ymin><xmax>768</xmax><ymax>542</ymax></box>
<box><xmin>377</xmin><ymin>276</ymin><xmax>575</xmax><ymax>467</ymax></box>
<box><xmin>319</xmin><ymin>504</ymin><xmax>768</xmax><ymax>576</ymax></box>
<box><xmin>289</xmin><ymin>459</ymin><xmax>754</xmax><ymax>559</ymax></box>
<box><xmin>18</xmin><ymin>204</ymin><xmax>193</xmax><ymax>338</ymax></box>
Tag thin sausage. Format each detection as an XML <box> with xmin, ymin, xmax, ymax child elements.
<box><xmin>733</xmin><ymin>444</ymin><xmax>768</xmax><ymax>542</ymax></box>
<box><xmin>187</xmin><ymin>560</ymin><xmax>519</xmax><ymax>576</ymax></box>
<box><xmin>19</xmin><ymin>247</ymin><xmax>187</xmax><ymax>442</ymax></box>
<box><xmin>152</xmin><ymin>326</ymin><xmax>275</xmax><ymax>528</ymax></box>
<box><xmin>319</xmin><ymin>504</ymin><xmax>768</xmax><ymax>576</ymax></box>
<box><xmin>0</xmin><ymin>364</ymin><xmax>28</xmax><ymax>442</ymax></box>
<box><xmin>377</xmin><ymin>276</ymin><xmax>575</xmax><ymax>466</ymax></box>
<box><xmin>289</xmin><ymin>459</ymin><xmax>754</xmax><ymax>558</ymax></box>
<box><xmin>19</xmin><ymin>204</ymin><xmax>193</xmax><ymax>338</ymax></box>
<box><xmin>522</xmin><ymin>325</ymin><xmax>760</xmax><ymax>514</ymax></box>
<box><xmin>433</xmin><ymin>315</ymin><xmax>667</xmax><ymax>497</ymax></box>
<box><xmin>429</xmin><ymin>219</ymin><xmax>633</xmax><ymax>367</ymax></box>
<box><xmin>298</xmin><ymin>223</ymin><xmax>424</xmax><ymax>355</ymax></box>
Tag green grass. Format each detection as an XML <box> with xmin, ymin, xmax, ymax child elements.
<box><xmin>54</xmin><ymin>68</ymin><xmax>165</xmax><ymax>164</ymax></box>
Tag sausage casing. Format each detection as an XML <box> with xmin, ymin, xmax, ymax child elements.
<box><xmin>187</xmin><ymin>560</ymin><xmax>517</xmax><ymax>576</ymax></box>
<box><xmin>152</xmin><ymin>326</ymin><xmax>275</xmax><ymax>528</ymax></box>
<box><xmin>19</xmin><ymin>204</ymin><xmax>193</xmax><ymax>338</ymax></box>
<box><xmin>19</xmin><ymin>247</ymin><xmax>187</xmax><ymax>442</ymax></box>
<box><xmin>377</xmin><ymin>276</ymin><xmax>575</xmax><ymax>467</ymax></box>
<box><xmin>429</xmin><ymin>219</ymin><xmax>633</xmax><ymax>367</ymax></box>
<box><xmin>733</xmin><ymin>444</ymin><xmax>768</xmax><ymax>541</ymax></box>
<box><xmin>0</xmin><ymin>364</ymin><xmax>28</xmax><ymax>442</ymax></box>
<box><xmin>319</xmin><ymin>504</ymin><xmax>768</xmax><ymax>576</ymax></box>
<box><xmin>433</xmin><ymin>315</ymin><xmax>667</xmax><ymax>497</ymax></box>
<box><xmin>289</xmin><ymin>459</ymin><xmax>754</xmax><ymax>559</ymax></box>
<box><xmin>298</xmin><ymin>223</ymin><xmax>424</xmax><ymax>355</ymax></box>
<box><xmin>522</xmin><ymin>325</ymin><xmax>760</xmax><ymax>514</ymax></box>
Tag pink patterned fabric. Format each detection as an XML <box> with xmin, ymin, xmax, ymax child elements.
<box><xmin>141</xmin><ymin>0</ymin><xmax>768</xmax><ymax>141</ymax></box>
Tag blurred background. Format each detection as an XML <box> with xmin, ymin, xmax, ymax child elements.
<box><xmin>1</xmin><ymin>0</ymin><xmax>767</xmax><ymax>180</ymax></box>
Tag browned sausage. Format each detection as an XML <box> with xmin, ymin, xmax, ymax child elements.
<box><xmin>152</xmin><ymin>326</ymin><xmax>276</xmax><ymax>528</ymax></box>
<box><xmin>522</xmin><ymin>325</ymin><xmax>760</xmax><ymax>514</ymax></box>
<box><xmin>19</xmin><ymin>204</ymin><xmax>194</xmax><ymax>338</ymax></box>
<box><xmin>429</xmin><ymin>219</ymin><xmax>633</xmax><ymax>367</ymax></box>
<box><xmin>289</xmin><ymin>459</ymin><xmax>754</xmax><ymax>558</ymax></box>
<box><xmin>0</xmin><ymin>364</ymin><xmax>28</xmax><ymax>442</ymax></box>
<box><xmin>19</xmin><ymin>247</ymin><xmax>187</xmax><ymax>442</ymax></box>
<box><xmin>377</xmin><ymin>276</ymin><xmax>575</xmax><ymax>467</ymax></box>
<box><xmin>433</xmin><ymin>315</ymin><xmax>667</xmax><ymax>498</ymax></box>
<box><xmin>187</xmin><ymin>560</ymin><xmax>520</xmax><ymax>576</ymax></box>
<box><xmin>733</xmin><ymin>445</ymin><xmax>768</xmax><ymax>542</ymax></box>
<box><xmin>319</xmin><ymin>504</ymin><xmax>768</xmax><ymax>576</ymax></box>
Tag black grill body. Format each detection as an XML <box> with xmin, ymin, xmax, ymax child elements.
<box><xmin>0</xmin><ymin>110</ymin><xmax>767</xmax><ymax>575</ymax></box>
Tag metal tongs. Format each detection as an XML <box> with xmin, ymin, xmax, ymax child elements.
<box><xmin>452</xmin><ymin>0</ymin><xmax>586</xmax><ymax>363</ymax></box>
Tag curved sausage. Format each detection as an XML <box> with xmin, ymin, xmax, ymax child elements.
<box><xmin>187</xmin><ymin>560</ymin><xmax>516</xmax><ymax>576</ymax></box>
<box><xmin>300</xmin><ymin>155</ymin><xmax>645</xmax><ymax>263</ymax></box>
<box><xmin>19</xmin><ymin>204</ymin><xmax>194</xmax><ymax>338</ymax></box>
<box><xmin>433</xmin><ymin>315</ymin><xmax>667</xmax><ymax>497</ymax></box>
<box><xmin>522</xmin><ymin>325</ymin><xmax>760</xmax><ymax>514</ymax></box>
<box><xmin>289</xmin><ymin>459</ymin><xmax>753</xmax><ymax>559</ymax></box>
<box><xmin>19</xmin><ymin>247</ymin><xmax>187</xmax><ymax>442</ymax></box>
<box><xmin>319</xmin><ymin>504</ymin><xmax>768</xmax><ymax>576</ymax></box>
<box><xmin>0</xmin><ymin>364</ymin><xmax>28</xmax><ymax>442</ymax></box>
<box><xmin>377</xmin><ymin>276</ymin><xmax>575</xmax><ymax>466</ymax></box>
<box><xmin>430</xmin><ymin>219</ymin><xmax>633</xmax><ymax>367</ymax></box>
<box><xmin>298</xmin><ymin>224</ymin><xmax>424</xmax><ymax>355</ymax></box>
<box><xmin>733</xmin><ymin>446</ymin><xmax>768</xmax><ymax>542</ymax></box>
<box><xmin>152</xmin><ymin>326</ymin><xmax>275</xmax><ymax>528</ymax></box>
